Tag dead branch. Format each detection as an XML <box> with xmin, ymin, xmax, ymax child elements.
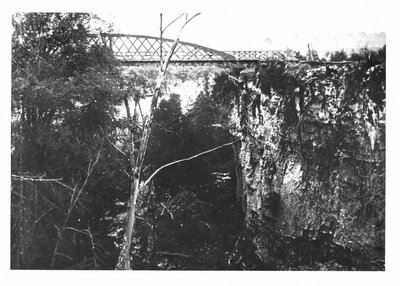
<box><xmin>160</xmin><ymin>202</ymin><xmax>174</xmax><ymax>219</ymax></box>
<box><xmin>227</xmin><ymin>74</ymin><xmax>241</xmax><ymax>83</ymax></box>
<box><xmin>64</xmin><ymin>227</ymin><xmax>88</xmax><ymax>235</ymax></box>
<box><xmin>137</xmin><ymin>100</ymin><xmax>145</xmax><ymax>122</ymax></box>
<box><xmin>99</xmin><ymin>126</ymin><xmax>127</xmax><ymax>156</ymax></box>
<box><xmin>86</xmin><ymin>226</ymin><xmax>98</xmax><ymax>269</ymax></box>
<box><xmin>159</xmin><ymin>13</ymin><xmax>201</xmax><ymax>75</ymax></box>
<box><xmin>105</xmin><ymin>136</ymin><xmax>127</xmax><ymax>156</ymax></box>
<box><xmin>55</xmin><ymin>252</ymin><xmax>73</xmax><ymax>261</ymax></box>
<box><xmin>156</xmin><ymin>251</ymin><xmax>200</xmax><ymax>261</ymax></box>
<box><xmin>33</xmin><ymin>208</ymin><xmax>53</xmax><ymax>225</ymax></box>
<box><xmin>71</xmin><ymin>145</ymin><xmax>103</xmax><ymax>207</ymax></box>
<box><xmin>11</xmin><ymin>174</ymin><xmax>75</xmax><ymax>192</ymax></box>
<box><xmin>11</xmin><ymin>189</ymin><xmax>31</xmax><ymax>201</ymax></box>
<box><xmin>142</xmin><ymin>140</ymin><xmax>238</xmax><ymax>188</ymax></box>
<box><xmin>162</xmin><ymin>13</ymin><xmax>185</xmax><ymax>33</ymax></box>
<box><xmin>160</xmin><ymin>13</ymin><xmax>185</xmax><ymax>70</ymax></box>
<box><xmin>66</xmin><ymin>257</ymin><xmax>96</xmax><ymax>270</ymax></box>
<box><xmin>50</xmin><ymin>145</ymin><xmax>103</xmax><ymax>269</ymax></box>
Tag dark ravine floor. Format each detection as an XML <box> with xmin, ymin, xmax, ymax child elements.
<box><xmin>128</xmin><ymin>181</ymin><xmax>384</xmax><ymax>271</ymax></box>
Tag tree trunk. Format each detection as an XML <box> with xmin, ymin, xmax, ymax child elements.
<box><xmin>116</xmin><ymin>13</ymin><xmax>200</xmax><ymax>270</ymax></box>
<box><xmin>117</xmin><ymin>173</ymin><xmax>140</xmax><ymax>269</ymax></box>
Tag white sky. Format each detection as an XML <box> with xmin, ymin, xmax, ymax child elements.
<box><xmin>95</xmin><ymin>0</ymin><xmax>389</xmax><ymax>53</ymax></box>
<box><xmin>5</xmin><ymin>0</ymin><xmax>392</xmax><ymax>52</ymax></box>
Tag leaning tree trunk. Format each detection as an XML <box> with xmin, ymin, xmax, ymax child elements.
<box><xmin>116</xmin><ymin>73</ymin><xmax>170</xmax><ymax>270</ymax></box>
<box><xmin>116</xmin><ymin>14</ymin><xmax>200</xmax><ymax>268</ymax></box>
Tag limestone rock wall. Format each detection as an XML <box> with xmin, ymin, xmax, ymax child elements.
<box><xmin>230</xmin><ymin>61</ymin><xmax>385</xmax><ymax>269</ymax></box>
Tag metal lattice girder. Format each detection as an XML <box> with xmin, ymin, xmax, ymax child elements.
<box><xmin>225</xmin><ymin>50</ymin><xmax>285</xmax><ymax>61</ymax></box>
<box><xmin>88</xmin><ymin>33</ymin><xmax>287</xmax><ymax>63</ymax></box>
<box><xmin>89</xmin><ymin>33</ymin><xmax>236</xmax><ymax>62</ymax></box>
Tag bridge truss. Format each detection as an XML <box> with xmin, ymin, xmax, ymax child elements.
<box><xmin>89</xmin><ymin>33</ymin><xmax>291</xmax><ymax>64</ymax></box>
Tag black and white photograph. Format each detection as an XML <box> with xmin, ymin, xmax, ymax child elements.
<box><xmin>3</xmin><ymin>0</ymin><xmax>399</xmax><ymax>283</ymax></box>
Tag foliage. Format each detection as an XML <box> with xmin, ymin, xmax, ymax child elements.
<box><xmin>11</xmin><ymin>13</ymin><xmax>125</xmax><ymax>269</ymax></box>
<box><xmin>329</xmin><ymin>49</ymin><xmax>348</xmax><ymax>61</ymax></box>
<box><xmin>145</xmin><ymin>93</ymin><xmax>185</xmax><ymax>189</ymax></box>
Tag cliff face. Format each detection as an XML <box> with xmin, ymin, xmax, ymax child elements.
<box><xmin>229</xmin><ymin>58</ymin><xmax>385</xmax><ymax>270</ymax></box>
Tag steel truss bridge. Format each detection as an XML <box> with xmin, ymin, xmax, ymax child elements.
<box><xmin>89</xmin><ymin>33</ymin><xmax>296</xmax><ymax>64</ymax></box>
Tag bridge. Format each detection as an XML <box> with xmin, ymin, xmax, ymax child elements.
<box><xmin>89</xmin><ymin>33</ymin><xmax>294</xmax><ymax>64</ymax></box>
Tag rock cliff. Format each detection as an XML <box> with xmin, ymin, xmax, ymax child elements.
<box><xmin>227</xmin><ymin>54</ymin><xmax>385</xmax><ymax>270</ymax></box>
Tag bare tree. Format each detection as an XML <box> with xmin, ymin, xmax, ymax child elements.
<box><xmin>116</xmin><ymin>13</ymin><xmax>200</xmax><ymax>270</ymax></box>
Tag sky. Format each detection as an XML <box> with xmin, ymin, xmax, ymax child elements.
<box><xmin>4</xmin><ymin>0</ymin><xmax>391</xmax><ymax>53</ymax></box>
<box><xmin>95</xmin><ymin>0</ymin><xmax>389</xmax><ymax>54</ymax></box>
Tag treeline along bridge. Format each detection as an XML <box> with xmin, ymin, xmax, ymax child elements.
<box><xmin>90</xmin><ymin>33</ymin><xmax>298</xmax><ymax>65</ymax></box>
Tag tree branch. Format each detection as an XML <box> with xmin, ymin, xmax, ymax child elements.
<box><xmin>162</xmin><ymin>13</ymin><xmax>185</xmax><ymax>33</ymax></box>
<box><xmin>105</xmin><ymin>136</ymin><xmax>127</xmax><ymax>156</ymax></box>
<box><xmin>160</xmin><ymin>13</ymin><xmax>201</xmax><ymax>74</ymax></box>
<box><xmin>50</xmin><ymin>144</ymin><xmax>103</xmax><ymax>269</ymax></box>
<box><xmin>11</xmin><ymin>174</ymin><xmax>75</xmax><ymax>192</ymax></box>
<box><xmin>142</xmin><ymin>139</ymin><xmax>238</xmax><ymax>188</ymax></box>
<box><xmin>99</xmin><ymin>126</ymin><xmax>127</xmax><ymax>156</ymax></box>
<box><xmin>155</xmin><ymin>251</ymin><xmax>201</xmax><ymax>262</ymax></box>
<box><xmin>156</xmin><ymin>251</ymin><xmax>198</xmax><ymax>260</ymax></box>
